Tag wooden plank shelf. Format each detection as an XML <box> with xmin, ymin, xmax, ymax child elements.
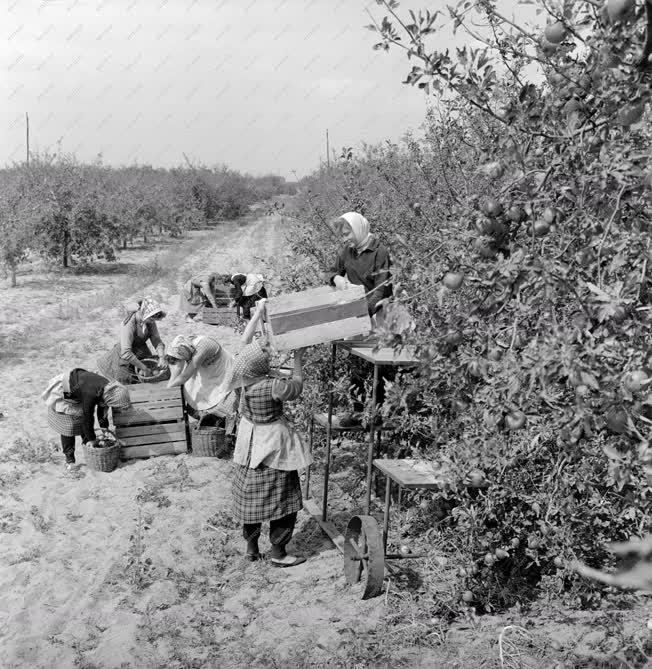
<box><xmin>372</xmin><ymin>459</ymin><xmax>450</xmax><ymax>490</ymax></box>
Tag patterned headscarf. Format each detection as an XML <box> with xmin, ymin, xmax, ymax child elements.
<box><xmin>340</xmin><ymin>212</ymin><xmax>372</xmax><ymax>252</ymax></box>
<box><xmin>139</xmin><ymin>296</ymin><xmax>166</xmax><ymax>321</ymax></box>
<box><xmin>102</xmin><ymin>381</ymin><xmax>131</xmax><ymax>410</ymax></box>
<box><xmin>168</xmin><ymin>335</ymin><xmax>196</xmax><ymax>361</ymax></box>
<box><xmin>228</xmin><ymin>339</ymin><xmax>270</xmax><ymax>390</ymax></box>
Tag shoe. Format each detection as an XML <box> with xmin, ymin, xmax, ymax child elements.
<box><xmin>65</xmin><ymin>462</ymin><xmax>78</xmax><ymax>471</ymax></box>
<box><xmin>185</xmin><ymin>315</ymin><xmax>195</xmax><ymax>323</ymax></box>
<box><xmin>244</xmin><ymin>552</ymin><xmax>263</xmax><ymax>562</ymax></box>
<box><xmin>270</xmin><ymin>555</ymin><xmax>306</xmax><ymax>568</ymax></box>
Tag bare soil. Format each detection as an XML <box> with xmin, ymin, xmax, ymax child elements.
<box><xmin>0</xmin><ymin>215</ymin><xmax>649</xmax><ymax>669</ymax></box>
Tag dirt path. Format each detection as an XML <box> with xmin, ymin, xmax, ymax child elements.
<box><xmin>0</xmin><ymin>215</ymin><xmax>426</xmax><ymax>669</ymax></box>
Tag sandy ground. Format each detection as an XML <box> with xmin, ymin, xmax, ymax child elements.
<box><xmin>0</xmin><ymin>216</ymin><xmax>406</xmax><ymax>669</ymax></box>
<box><xmin>0</xmin><ymin>215</ymin><xmax>649</xmax><ymax>669</ymax></box>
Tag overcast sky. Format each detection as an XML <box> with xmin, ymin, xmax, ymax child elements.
<box><xmin>3</xmin><ymin>0</ymin><xmax>535</xmax><ymax>179</ymax></box>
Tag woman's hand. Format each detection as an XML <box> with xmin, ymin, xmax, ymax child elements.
<box><xmin>157</xmin><ymin>356</ymin><xmax>168</xmax><ymax>370</ymax></box>
<box><xmin>140</xmin><ymin>367</ymin><xmax>152</xmax><ymax>378</ymax></box>
<box><xmin>333</xmin><ymin>275</ymin><xmax>347</xmax><ymax>290</ymax></box>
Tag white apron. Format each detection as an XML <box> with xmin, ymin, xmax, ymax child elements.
<box><xmin>242</xmin><ymin>273</ymin><xmax>265</xmax><ymax>297</ymax></box>
<box><xmin>41</xmin><ymin>371</ymin><xmax>83</xmax><ymax>416</ymax></box>
<box><xmin>182</xmin><ymin>338</ymin><xmax>234</xmax><ymax>412</ymax></box>
<box><xmin>233</xmin><ymin>416</ymin><xmax>313</xmax><ymax>471</ymax></box>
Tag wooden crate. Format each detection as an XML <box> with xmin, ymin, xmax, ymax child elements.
<box><xmin>264</xmin><ymin>285</ymin><xmax>371</xmax><ymax>351</ymax></box>
<box><xmin>113</xmin><ymin>382</ymin><xmax>189</xmax><ymax>459</ymax></box>
<box><xmin>202</xmin><ymin>303</ymin><xmax>235</xmax><ymax>325</ymax></box>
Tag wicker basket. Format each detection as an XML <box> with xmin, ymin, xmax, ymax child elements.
<box><xmin>136</xmin><ymin>357</ymin><xmax>171</xmax><ymax>384</ymax></box>
<box><xmin>83</xmin><ymin>432</ymin><xmax>122</xmax><ymax>472</ymax></box>
<box><xmin>192</xmin><ymin>421</ymin><xmax>229</xmax><ymax>458</ymax></box>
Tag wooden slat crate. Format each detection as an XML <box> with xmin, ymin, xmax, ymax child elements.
<box><xmin>201</xmin><ymin>304</ymin><xmax>235</xmax><ymax>325</ymax></box>
<box><xmin>264</xmin><ymin>285</ymin><xmax>371</xmax><ymax>351</ymax></box>
<box><xmin>113</xmin><ymin>382</ymin><xmax>189</xmax><ymax>459</ymax></box>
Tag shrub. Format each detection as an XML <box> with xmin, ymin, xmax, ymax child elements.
<box><xmin>282</xmin><ymin>0</ymin><xmax>651</xmax><ymax>610</ymax></box>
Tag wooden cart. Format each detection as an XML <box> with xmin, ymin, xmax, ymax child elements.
<box><xmin>303</xmin><ymin>342</ymin><xmax>446</xmax><ymax>599</ymax></box>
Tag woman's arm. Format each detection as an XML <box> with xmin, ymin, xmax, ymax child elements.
<box><xmin>80</xmin><ymin>390</ymin><xmax>99</xmax><ymax>443</ymax></box>
<box><xmin>147</xmin><ymin>321</ymin><xmax>166</xmax><ymax>364</ymax></box>
<box><xmin>97</xmin><ymin>403</ymin><xmax>110</xmax><ymax>431</ymax></box>
<box><xmin>199</xmin><ymin>277</ymin><xmax>218</xmax><ymax>308</ymax></box>
<box><xmin>166</xmin><ymin>360</ymin><xmax>186</xmax><ymax>388</ymax></box>
<box><xmin>241</xmin><ymin>299</ymin><xmax>267</xmax><ymax>344</ymax></box>
<box><xmin>120</xmin><ymin>316</ymin><xmax>149</xmax><ymax>371</ymax></box>
<box><xmin>167</xmin><ymin>358</ymin><xmax>200</xmax><ymax>387</ymax></box>
<box><xmin>367</xmin><ymin>247</ymin><xmax>392</xmax><ymax>315</ymax></box>
<box><xmin>327</xmin><ymin>248</ymin><xmax>347</xmax><ymax>287</ymax></box>
<box><xmin>270</xmin><ymin>348</ymin><xmax>305</xmax><ymax>401</ymax></box>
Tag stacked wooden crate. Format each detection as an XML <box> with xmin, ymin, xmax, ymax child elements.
<box><xmin>113</xmin><ymin>382</ymin><xmax>189</xmax><ymax>459</ymax></box>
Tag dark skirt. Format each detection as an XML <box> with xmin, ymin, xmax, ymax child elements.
<box><xmin>47</xmin><ymin>408</ymin><xmax>84</xmax><ymax>437</ymax></box>
<box><xmin>232</xmin><ymin>463</ymin><xmax>302</xmax><ymax>524</ymax></box>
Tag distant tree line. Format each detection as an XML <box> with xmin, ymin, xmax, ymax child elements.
<box><xmin>0</xmin><ymin>154</ymin><xmax>297</xmax><ymax>285</ymax></box>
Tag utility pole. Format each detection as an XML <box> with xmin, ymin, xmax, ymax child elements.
<box><xmin>25</xmin><ymin>112</ymin><xmax>29</xmax><ymax>165</ymax></box>
<box><xmin>326</xmin><ymin>128</ymin><xmax>330</xmax><ymax>171</ymax></box>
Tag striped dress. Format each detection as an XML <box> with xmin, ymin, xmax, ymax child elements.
<box><xmin>231</xmin><ymin>378</ymin><xmax>303</xmax><ymax>524</ymax></box>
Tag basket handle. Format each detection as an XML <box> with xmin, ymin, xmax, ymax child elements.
<box><xmin>196</xmin><ymin>411</ymin><xmax>210</xmax><ymax>430</ymax></box>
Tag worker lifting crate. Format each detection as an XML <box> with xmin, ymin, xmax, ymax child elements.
<box><xmin>113</xmin><ymin>381</ymin><xmax>189</xmax><ymax>459</ymax></box>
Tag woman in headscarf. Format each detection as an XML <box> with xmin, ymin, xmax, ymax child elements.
<box><xmin>328</xmin><ymin>212</ymin><xmax>392</xmax><ymax>317</ymax></box>
<box><xmin>328</xmin><ymin>212</ymin><xmax>394</xmax><ymax>426</ymax></box>
<box><xmin>165</xmin><ymin>334</ymin><xmax>237</xmax><ymax>424</ymax></box>
<box><xmin>97</xmin><ymin>296</ymin><xmax>168</xmax><ymax>383</ymax></box>
<box><xmin>42</xmin><ymin>368</ymin><xmax>131</xmax><ymax>470</ymax></box>
<box><xmin>180</xmin><ymin>272</ymin><xmax>230</xmax><ymax>321</ymax></box>
<box><xmin>228</xmin><ymin>273</ymin><xmax>268</xmax><ymax>320</ymax></box>
<box><xmin>229</xmin><ymin>303</ymin><xmax>311</xmax><ymax>566</ymax></box>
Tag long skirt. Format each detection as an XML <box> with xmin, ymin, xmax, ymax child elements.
<box><xmin>179</xmin><ymin>286</ymin><xmax>209</xmax><ymax>315</ymax></box>
<box><xmin>232</xmin><ymin>435</ymin><xmax>302</xmax><ymax>524</ymax></box>
<box><xmin>47</xmin><ymin>408</ymin><xmax>84</xmax><ymax>437</ymax></box>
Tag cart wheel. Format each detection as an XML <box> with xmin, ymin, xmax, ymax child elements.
<box><xmin>343</xmin><ymin>515</ymin><xmax>385</xmax><ymax>599</ymax></box>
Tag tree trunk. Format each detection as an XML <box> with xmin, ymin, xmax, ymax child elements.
<box><xmin>62</xmin><ymin>227</ymin><xmax>69</xmax><ymax>268</ymax></box>
<box><xmin>10</xmin><ymin>263</ymin><xmax>16</xmax><ymax>287</ymax></box>
<box><xmin>143</xmin><ymin>232</ymin><xmax>147</xmax><ymax>244</ymax></box>
<box><xmin>123</xmin><ymin>238</ymin><xmax>127</xmax><ymax>249</ymax></box>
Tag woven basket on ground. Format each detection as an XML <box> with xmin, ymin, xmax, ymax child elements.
<box><xmin>136</xmin><ymin>357</ymin><xmax>171</xmax><ymax>384</ymax></box>
<box><xmin>192</xmin><ymin>419</ymin><xmax>229</xmax><ymax>458</ymax></box>
<box><xmin>83</xmin><ymin>431</ymin><xmax>122</xmax><ymax>472</ymax></box>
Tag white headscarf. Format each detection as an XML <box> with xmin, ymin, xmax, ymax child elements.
<box><xmin>168</xmin><ymin>335</ymin><xmax>196</xmax><ymax>361</ymax></box>
<box><xmin>340</xmin><ymin>212</ymin><xmax>372</xmax><ymax>252</ymax></box>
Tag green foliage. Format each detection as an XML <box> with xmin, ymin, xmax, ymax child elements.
<box><xmin>0</xmin><ymin>155</ymin><xmax>291</xmax><ymax>280</ymax></box>
<box><xmin>281</xmin><ymin>0</ymin><xmax>651</xmax><ymax>612</ymax></box>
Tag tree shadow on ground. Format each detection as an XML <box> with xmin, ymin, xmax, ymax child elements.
<box><xmin>69</xmin><ymin>261</ymin><xmax>143</xmax><ymax>276</ymax></box>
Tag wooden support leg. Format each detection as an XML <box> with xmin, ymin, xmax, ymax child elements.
<box><xmin>322</xmin><ymin>342</ymin><xmax>337</xmax><ymax>522</ymax></box>
<box><xmin>364</xmin><ymin>364</ymin><xmax>380</xmax><ymax>515</ymax></box>
<box><xmin>304</xmin><ymin>416</ymin><xmax>314</xmax><ymax>500</ymax></box>
<box><xmin>383</xmin><ymin>476</ymin><xmax>391</xmax><ymax>554</ymax></box>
